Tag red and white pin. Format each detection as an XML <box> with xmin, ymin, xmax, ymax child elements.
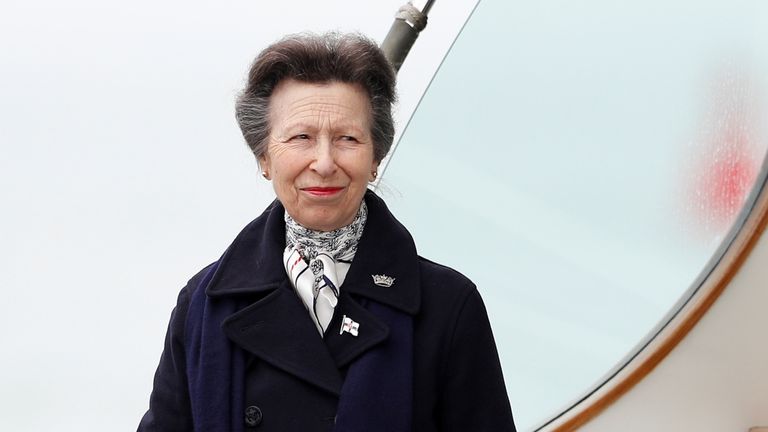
<box><xmin>340</xmin><ymin>315</ymin><xmax>360</xmax><ymax>337</ymax></box>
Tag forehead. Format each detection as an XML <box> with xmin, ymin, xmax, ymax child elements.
<box><xmin>268</xmin><ymin>79</ymin><xmax>371</xmax><ymax>127</ymax></box>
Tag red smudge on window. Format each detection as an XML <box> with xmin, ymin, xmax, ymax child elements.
<box><xmin>685</xmin><ymin>65</ymin><xmax>765</xmax><ymax>236</ymax></box>
<box><xmin>698</xmin><ymin>139</ymin><xmax>758</xmax><ymax>228</ymax></box>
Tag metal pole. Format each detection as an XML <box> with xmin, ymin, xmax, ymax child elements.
<box><xmin>380</xmin><ymin>1</ymin><xmax>435</xmax><ymax>72</ymax></box>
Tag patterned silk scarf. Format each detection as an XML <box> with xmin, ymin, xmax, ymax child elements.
<box><xmin>283</xmin><ymin>201</ymin><xmax>367</xmax><ymax>334</ymax></box>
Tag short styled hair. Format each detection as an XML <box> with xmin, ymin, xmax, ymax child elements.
<box><xmin>235</xmin><ymin>32</ymin><xmax>397</xmax><ymax>163</ymax></box>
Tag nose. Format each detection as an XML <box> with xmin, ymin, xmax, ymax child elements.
<box><xmin>310</xmin><ymin>138</ymin><xmax>337</xmax><ymax>177</ymax></box>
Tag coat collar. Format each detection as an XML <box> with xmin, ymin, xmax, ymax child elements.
<box><xmin>208</xmin><ymin>191</ymin><xmax>420</xmax><ymax>395</ymax></box>
<box><xmin>206</xmin><ymin>190</ymin><xmax>421</xmax><ymax>315</ymax></box>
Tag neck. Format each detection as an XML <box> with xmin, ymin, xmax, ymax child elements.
<box><xmin>284</xmin><ymin>200</ymin><xmax>368</xmax><ymax>260</ymax></box>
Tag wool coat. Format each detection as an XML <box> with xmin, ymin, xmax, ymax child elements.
<box><xmin>138</xmin><ymin>191</ymin><xmax>516</xmax><ymax>432</ymax></box>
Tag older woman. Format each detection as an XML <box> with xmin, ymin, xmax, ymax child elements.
<box><xmin>139</xmin><ymin>33</ymin><xmax>515</xmax><ymax>432</ymax></box>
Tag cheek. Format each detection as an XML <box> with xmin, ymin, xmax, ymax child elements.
<box><xmin>274</xmin><ymin>168</ymin><xmax>299</xmax><ymax>193</ymax></box>
<box><xmin>268</xmin><ymin>152</ymin><xmax>296</xmax><ymax>179</ymax></box>
<box><xmin>349</xmin><ymin>150</ymin><xmax>377</xmax><ymax>177</ymax></box>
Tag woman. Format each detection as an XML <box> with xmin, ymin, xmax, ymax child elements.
<box><xmin>139</xmin><ymin>32</ymin><xmax>515</xmax><ymax>432</ymax></box>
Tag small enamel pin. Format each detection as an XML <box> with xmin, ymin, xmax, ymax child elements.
<box><xmin>372</xmin><ymin>274</ymin><xmax>395</xmax><ymax>287</ymax></box>
<box><xmin>340</xmin><ymin>315</ymin><xmax>360</xmax><ymax>337</ymax></box>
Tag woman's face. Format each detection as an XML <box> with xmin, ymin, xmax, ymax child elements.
<box><xmin>260</xmin><ymin>79</ymin><xmax>378</xmax><ymax>231</ymax></box>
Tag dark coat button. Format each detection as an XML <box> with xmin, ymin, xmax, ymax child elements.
<box><xmin>244</xmin><ymin>405</ymin><xmax>262</xmax><ymax>427</ymax></box>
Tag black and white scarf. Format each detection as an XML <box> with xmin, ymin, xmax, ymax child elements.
<box><xmin>283</xmin><ymin>201</ymin><xmax>368</xmax><ymax>334</ymax></box>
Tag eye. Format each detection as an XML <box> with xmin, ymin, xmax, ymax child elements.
<box><xmin>340</xmin><ymin>135</ymin><xmax>359</xmax><ymax>142</ymax></box>
<box><xmin>293</xmin><ymin>134</ymin><xmax>310</xmax><ymax>140</ymax></box>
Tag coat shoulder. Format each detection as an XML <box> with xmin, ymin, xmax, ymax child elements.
<box><xmin>176</xmin><ymin>262</ymin><xmax>218</xmax><ymax>307</ymax></box>
<box><xmin>186</xmin><ymin>262</ymin><xmax>217</xmax><ymax>294</ymax></box>
<box><xmin>170</xmin><ymin>262</ymin><xmax>219</xmax><ymax>329</ymax></box>
<box><xmin>415</xmin><ymin>256</ymin><xmax>481</xmax><ymax>333</ymax></box>
<box><xmin>417</xmin><ymin>256</ymin><xmax>476</xmax><ymax>298</ymax></box>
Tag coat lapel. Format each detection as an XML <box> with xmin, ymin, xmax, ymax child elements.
<box><xmin>323</xmin><ymin>191</ymin><xmax>422</xmax><ymax>367</ymax></box>
<box><xmin>202</xmin><ymin>200</ymin><xmax>343</xmax><ymax>395</ymax></box>
<box><xmin>221</xmin><ymin>281</ymin><xmax>344</xmax><ymax>396</ymax></box>
<box><xmin>324</xmin><ymin>293</ymin><xmax>389</xmax><ymax>368</ymax></box>
<box><xmin>343</xmin><ymin>191</ymin><xmax>421</xmax><ymax>314</ymax></box>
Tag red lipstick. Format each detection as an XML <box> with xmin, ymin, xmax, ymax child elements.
<box><xmin>302</xmin><ymin>187</ymin><xmax>343</xmax><ymax>196</ymax></box>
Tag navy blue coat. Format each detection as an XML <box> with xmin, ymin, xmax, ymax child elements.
<box><xmin>138</xmin><ymin>192</ymin><xmax>515</xmax><ymax>431</ymax></box>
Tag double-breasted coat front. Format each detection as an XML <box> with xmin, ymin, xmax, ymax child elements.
<box><xmin>138</xmin><ymin>192</ymin><xmax>515</xmax><ymax>431</ymax></box>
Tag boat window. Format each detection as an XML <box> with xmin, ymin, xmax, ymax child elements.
<box><xmin>379</xmin><ymin>0</ymin><xmax>768</xmax><ymax>429</ymax></box>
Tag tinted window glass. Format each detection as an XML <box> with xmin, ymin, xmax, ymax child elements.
<box><xmin>380</xmin><ymin>0</ymin><xmax>768</xmax><ymax>428</ymax></box>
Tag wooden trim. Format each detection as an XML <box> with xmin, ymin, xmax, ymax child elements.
<box><xmin>538</xmin><ymin>173</ymin><xmax>768</xmax><ymax>432</ymax></box>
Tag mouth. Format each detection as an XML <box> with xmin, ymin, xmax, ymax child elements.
<box><xmin>301</xmin><ymin>186</ymin><xmax>344</xmax><ymax>197</ymax></box>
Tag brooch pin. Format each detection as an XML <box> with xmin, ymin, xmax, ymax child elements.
<box><xmin>340</xmin><ymin>315</ymin><xmax>360</xmax><ymax>337</ymax></box>
<box><xmin>372</xmin><ymin>274</ymin><xmax>395</xmax><ymax>287</ymax></box>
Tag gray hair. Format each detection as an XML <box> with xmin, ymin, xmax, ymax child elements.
<box><xmin>235</xmin><ymin>32</ymin><xmax>397</xmax><ymax>164</ymax></box>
